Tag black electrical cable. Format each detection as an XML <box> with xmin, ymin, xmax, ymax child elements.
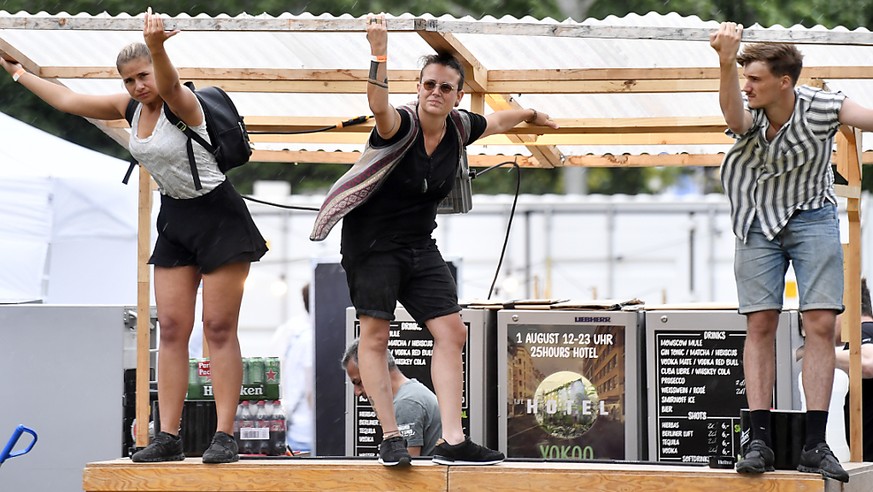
<box><xmin>471</xmin><ymin>158</ymin><xmax>521</xmax><ymax>300</ymax></box>
<box><xmin>241</xmin><ymin>195</ymin><xmax>320</xmax><ymax>211</ymax></box>
<box><xmin>247</xmin><ymin>115</ymin><xmax>372</xmax><ymax>135</ymax></box>
<box><xmin>241</xmin><ymin>115</ymin><xmax>373</xmax><ymax>209</ymax></box>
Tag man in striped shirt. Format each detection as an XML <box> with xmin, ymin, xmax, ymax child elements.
<box><xmin>711</xmin><ymin>22</ymin><xmax>873</xmax><ymax>482</ymax></box>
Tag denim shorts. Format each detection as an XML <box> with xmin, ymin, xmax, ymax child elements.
<box><xmin>341</xmin><ymin>243</ymin><xmax>461</xmax><ymax>324</ymax></box>
<box><xmin>735</xmin><ymin>204</ymin><xmax>843</xmax><ymax>314</ymax></box>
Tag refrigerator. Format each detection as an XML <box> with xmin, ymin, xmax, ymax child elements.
<box><xmin>644</xmin><ymin>309</ymin><xmax>800</xmax><ymax>464</ymax></box>
<box><xmin>344</xmin><ymin>306</ymin><xmax>496</xmax><ymax>456</ymax></box>
<box><xmin>497</xmin><ymin>309</ymin><xmax>645</xmax><ymax>461</ymax></box>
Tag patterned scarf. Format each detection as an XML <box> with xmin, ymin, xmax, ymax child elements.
<box><xmin>310</xmin><ymin>103</ymin><xmax>470</xmax><ymax>241</ymax></box>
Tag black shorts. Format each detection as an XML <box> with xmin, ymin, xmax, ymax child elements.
<box><xmin>150</xmin><ymin>180</ymin><xmax>268</xmax><ymax>274</ymax></box>
<box><xmin>341</xmin><ymin>243</ymin><xmax>460</xmax><ymax>324</ymax></box>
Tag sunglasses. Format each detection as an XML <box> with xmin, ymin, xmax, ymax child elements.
<box><xmin>421</xmin><ymin>79</ymin><xmax>457</xmax><ymax>94</ymax></box>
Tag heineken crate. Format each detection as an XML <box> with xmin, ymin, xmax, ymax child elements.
<box><xmin>186</xmin><ymin>356</ymin><xmax>280</xmax><ymax>401</ymax></box>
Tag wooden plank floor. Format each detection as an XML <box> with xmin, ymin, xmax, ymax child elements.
<box><xmin>83</xmin><ymin>458</ymin><xmax>873</xmax><ymax>492</ymax></box>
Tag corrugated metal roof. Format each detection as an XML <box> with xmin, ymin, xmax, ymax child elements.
<box><xmin>2</xmin><ymin>10</ymin><xmax>873</xmax><ymax>162</ymax></box>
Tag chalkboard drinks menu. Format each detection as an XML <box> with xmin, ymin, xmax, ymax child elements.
<box><xmin>645</xmin><ymin>310</ymin><xmax>799</xmax><ymax>463</ymax></box>
<box><xmin>345</xmin><ymin>308</ymin><xmax>496</xmax><ymax>457</ymax></box>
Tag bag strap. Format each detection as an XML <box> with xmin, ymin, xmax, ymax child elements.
<box><xmin>449</xmin><ymin>109</ymin><xmax>471</xmax><ymax>177</ymax></box>
<box><xmin>122</xmin><ymin>98</ymin><xmax>140</xmax><ymax>185</ymax></box>
<box><xmin>162</xmin><ymin>81</ymin><xmax>215</xmax><ymax>190</ymax></box>
<box><xmin>124</xmin><ymin>98</ymin><xmax>138</xmax><ymax>125</ymax></box>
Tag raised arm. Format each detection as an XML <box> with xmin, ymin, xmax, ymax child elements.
<box><xmin>143</xmin><ymin>9</ymin><xmax>201</xmax><ymax>126</ymax></box>
<box><xmin>365</xmin><ymin>14</ymin><xmax>401</xmax><ymax>140</ymax></box>
<box><xmin>0</xmin><ymin>57</ymin><xmax>129</xmax><ymax>120</ymax></box>
<box><xmin>710</xmin><ymin>22</ymin><xmax>752</xmax><ymax>135</ymax></box>
<box><xmin>480</xmin><ymin>108</ymin><xmax>558</xmax><ymax>141</ymax></box>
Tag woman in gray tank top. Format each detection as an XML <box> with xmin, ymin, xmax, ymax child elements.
<box><xmin>0</xmin><ymin>10</ymin><xmax>267</xmax><ymax>464</ymax></box>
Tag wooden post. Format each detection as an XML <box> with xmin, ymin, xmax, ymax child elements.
<box><xmin>135</xmin><ymin>166</ymin><xmax>153</xmax><ymax>448</ymax></box>
<box><xmin>836</xmin><ymin>126</ymin><xmax>863</xmax><ymax>462</ymax></box>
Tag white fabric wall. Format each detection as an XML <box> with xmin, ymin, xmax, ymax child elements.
<box><xmin>0</xmin><ymin>112</ymin><xmax>139</xmax><ymax>304</ymax></box>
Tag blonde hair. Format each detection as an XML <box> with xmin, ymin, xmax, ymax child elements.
<box><xmin>116</xmin><ymin>42</ymin><xmax>151</xmax><ymax>73</ymax></box>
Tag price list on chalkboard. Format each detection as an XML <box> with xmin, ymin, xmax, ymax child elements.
<box><xmin>352</xmin><ymin>319</ymin><xmax>470</xmax><ymax>456</ymax></box>
<box><xmin>654</xmin><ymin>330</ymin><xmax>746</xmax><ymax>463</ymax></box>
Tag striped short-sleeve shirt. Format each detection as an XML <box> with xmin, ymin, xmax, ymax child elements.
<box><xmin>720</xmin><ymin>86</ymin><xmax>845</xmax><ymax>242</ymax></box>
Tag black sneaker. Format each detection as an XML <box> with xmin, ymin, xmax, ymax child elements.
<box><xmin>202</xmin><ymin>431</ymin><xmax>239</xmax><ymax>464</ymax></box>
<box><xmin>378</xmin><ymin>436</ymin><xmax>411</xmax><ymax>467</ymax></box>
<box><xmin>130</xmin><ymin>431</ymin><xmax>184</xmax><ymax>463</ymax></box>
<box><xmin>432</xmin><ymin>437</ymin><xmax>504</xmax><ymax>466</ymax></box>
<box><xmin>735</xmin><ymin>439</ymin><xmax>774</xmax><ymax>474</ymax></box>
<box><xmin>797</xmin><ymin>443</ymin><xmax>849</xmax><ymax>483</ymax></box>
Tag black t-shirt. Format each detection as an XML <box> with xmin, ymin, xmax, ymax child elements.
<box><xmin>340</xmin><ymin>109</ymin><xmax>486</xmax><ymax>259</ymax></box>
<box><xmin>843</xmin><ymin>320</ymin><xmax>873</xmax><ymax>461</ymax></box>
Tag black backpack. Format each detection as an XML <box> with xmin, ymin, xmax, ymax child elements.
<box><xmin>123</xmin><ymin>81</ymin><xmax>252</xmax><ymax>189</ymax></box>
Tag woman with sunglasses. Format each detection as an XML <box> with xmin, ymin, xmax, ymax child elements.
<box><xmin>317</xmin><ymin>13</ymin><xmax>557</xmax><ymax>468</ymax></box>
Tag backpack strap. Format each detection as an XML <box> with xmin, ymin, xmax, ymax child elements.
<box><xmin>122</xmin><ymin>98</ymin><xmax>140</xmax><ymax>185</ymax></box>
<box><xmin>162</xmin><ymin>81</ymin><xmax>216</xmax><ymax>191</ymax></box>
<box><xmin>449</xmin><ymin>109</ymin><xmax>472</xmax><ymax>177</ymax></box>
<box><xmin>124</xmin><ymin>98</ymin><xmax>138</xmax><ymax>125</ymax></box>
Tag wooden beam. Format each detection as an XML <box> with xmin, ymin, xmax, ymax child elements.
<box><xmin>248</xmin><ymin>131</ymin><xmax>732</xmax><ymax>146</ymax></box>
<box><xmin>0</xmin><ymin>36</ymin><xmax>39</xmax><ymax>72</ymax></box>
<box><xmin>248</xmin><ymin>151</ymin><xmax>732</xmax><ymax>167</ymax></box>
<box><xmin>485</xmin><ymin>76</ymin><xmax>819</xmax><ymax>94</ymax></box>
<box><xmin>87</xmin><ymin>118</ymin><xmax>873</xmax><ymax>167</ymax></box>
<box><xmin>484</xmin><ymin>94</ymin><xmax>563</xmax><ymax>168</ymax></box>
<box><xmin>839</xmin><ymin>126</ymin><xmax>864</xmax><ymax>188</ymax></box>
<box><xmin>564</xmin><ymin>153</ymin><xmax>724</xmax><ymax>167</ymax></box>
<box><xmin>837</xmin><ymin>126</ymin><xmax>864</xmax><ymax>463</ymax></box>
<box><xmin>244</xmin><ymin>151</ymin><xmax>873</xmax><ymax>168</ymax></box>
<box><xmin>154</xmin><ymin>79</ymin><xmax>418</xmax><ymax>94</ymax></box>
<box><xmin>41</xmin><ymin>66</ymin><xmax>873</xmax><ymax>82</ymax></box>
<box><xmin>0</xmin><ymin>15</ymin><xmax>424</xmax><ymax>32</ymax></box>
<box><xmin>487</xmin><ymin>66</ymin><xmax>873</xmax><ymax>82</ymax></box>
<box><xmin>487</xmin><ymin>79</ymin><xmax>719</xmax><ymax>94</ymax></box>
<box><xmin>469</xmin><ymin>93</ymin><xmax>485</xmax><ymax>114</ymax></box>
<box><xmin>38</xmin><ymin>66</ymin><xmax>422</xmax><ymax>81</ymax></box>
<box><xmin>89</xmin><ymin>119</ymin><xmax>131</xmax><ymax>147</ymax></box>
<box><xmin>416</xmin><ymin>31</ymin><xmax>488</xmax><ymax>92</ymax></box>
<box><xmin>5</xmin><ymin>14</ymin><xmax>873</xmax><ymax>46</ymax></box>
<box><xmin>33</xmin><ymin>65</ymin><xmax>870</xmax><ymax>95</ymax></box>
<box><xmin>134</xmin><ymin>166</ymin><xmax>152</xmax><ymax>449</ymax></box>
<box><xmin>251</xmin><ymin>149</ymin><xmax>540</xmax><ymax>167</ymax></box>
<box><xmin>83</xmin><ymin>459</ymin><xmax>449</xmax><ymax>491</ymax></box>
<box><xmin>82</xmin><ymin>455</ymin><xmax>873</xmax><ymax>492</ymax></box>
<box><xmin>424</xmin><ymin>19</ymin><xmax>873</xmax><ymax>46</ymax></box>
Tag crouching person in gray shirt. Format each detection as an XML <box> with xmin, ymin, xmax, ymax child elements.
<box><xmin>342</xmin><ymin>338</ymin><xmax>441</xmax><ymax>456</ymax></box>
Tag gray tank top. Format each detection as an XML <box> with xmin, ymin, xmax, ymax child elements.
<box><xmin>128</xmin><ymin>97</ymin><xmax>225</xmax><ymax>199</ymax></box>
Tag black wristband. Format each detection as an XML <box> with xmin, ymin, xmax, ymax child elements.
<box><xmin>369</xmin><ymin>60</ymin><xmax>381</xmax><ymax>80</ymax></box>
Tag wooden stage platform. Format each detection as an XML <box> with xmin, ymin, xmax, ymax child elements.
<box><xmin>83</xmin><ymin>458</ymin><xmax>873</xmax><ymax>492</ymax></box>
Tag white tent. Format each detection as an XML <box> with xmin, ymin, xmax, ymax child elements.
<box><xmin>0</xmin><ymin>111</ymin><xmax>139</xmax><ymax>304</ymax></box>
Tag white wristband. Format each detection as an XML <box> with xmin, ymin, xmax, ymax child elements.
<box><xmin>12</xmin><ymin>67</ymin><xmax>25</xmax><ymax>82</ymax></box>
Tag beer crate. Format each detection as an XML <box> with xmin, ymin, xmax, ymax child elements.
<box><xmin>186</xmin><ymin>357</ymin><xmax>280</xmax><ymax>401</ymax></box>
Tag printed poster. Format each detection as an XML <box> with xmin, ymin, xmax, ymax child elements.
<box><xmin>506</xmin><ymin>322</ymin><xmax>626</xmax><ymax>460</ymax></box>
